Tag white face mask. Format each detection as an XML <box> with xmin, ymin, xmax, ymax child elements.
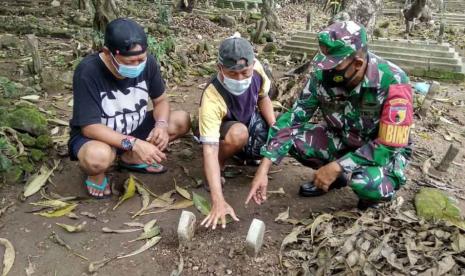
<box><xmin>222</xmin><ymin>74</ymin><xmax>252</xmax><ymax>96</ymax></box>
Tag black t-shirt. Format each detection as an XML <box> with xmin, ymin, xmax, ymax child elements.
<box><xmin>69</xmin><ymin>53</ymin><xmax>165</xmax><ymax>138</ymax></box>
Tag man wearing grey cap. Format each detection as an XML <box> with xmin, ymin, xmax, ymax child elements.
<box><xmin>197</xmin><ymin>35</ymin><xmax>275</xmax><ymax>229</ymax></box>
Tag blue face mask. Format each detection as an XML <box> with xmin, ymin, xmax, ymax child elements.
<box><xmin>111</xmin><ymin>53</ymin><xmax>147</xmax><ymax>78</ymax></box>
<box><xmin>222</xmin><ymin>74</ymin><xmax>252</xmax><ymax>96</ymax></box>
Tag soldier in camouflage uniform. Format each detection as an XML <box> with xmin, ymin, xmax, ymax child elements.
<box><xmin>246</xmin><ymin>21</ymin><xmax>413</xmax><ymax>209</ymax></box>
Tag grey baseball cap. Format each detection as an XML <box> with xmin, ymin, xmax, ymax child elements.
<box><xmin>218</xmin><ymin>37</ymin><xmax>254</xmax><ymax>71</ymax></box>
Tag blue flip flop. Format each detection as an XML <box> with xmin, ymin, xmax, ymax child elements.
<box><xmin>85</xmin><ymin>177</ymin><xmax>111</xmax><ymax>199</ymax></box>
<box><xmin>118</xmin><ymin>161</ymin><xmax>168</xmax><ymax>174</ymax></box>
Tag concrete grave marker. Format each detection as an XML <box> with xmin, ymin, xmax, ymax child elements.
<box><xmin>246</xmin><ymin>219</ymin><xmax>265</xmax><ymax>257</ymax></box>
<box><xmin>177</xmin><ymin>210</ymin><xmax>196</xmax><ymax>243</ymax></box>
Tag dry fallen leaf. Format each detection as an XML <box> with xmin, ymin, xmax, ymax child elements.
<box><xmin>267</xmin><ymin>187</ymin><xmax>286</xmax><ymax>195</ymax></box>
<box><xmin>49</xmin><ymin>231</ymin><xmax>88</xmax><ymax>261</ymax></box>
<box><xmin>56</xmin><ymin>221</ymin><xmax>87</xmax><ymax>233</ymax></box>
<box><xmin>117</xmin><ymin>236</ymin><xmax>161</xmax><ymax>259</ymax></box>
<box><xmin>24</xmin><ymin>160</ymin><xmax>60</xmax><ymax>198</ymax></box>
<box><xmin>0</xmin><ymin>238</ymin><xmax>14</xmax><ymax>276</ymax></box>
<box><xmin>101</xmin><ymin>227</ymin><xmax>143</xmax><ymax>234</ymax></box>
<box><xmin>88</xmin><ymin>257</ymin><xmax>116</xmax><ymax>273</ymax></box>
<box><xmin>132</xmin><ymin>181</ymin><xmax>151</xmax><ymax>218</ymax></box>
<box><xmin>123</xmin><ymin>222</ymin><xmax>145</xmax><ymax>228</ymax></box>
<box><xmin>275</xmin><ymin>207</ymin><xmax>290</xmax><ymax>223</ymax></box>
<box><xmin>80</xmin><ymin>211</ymin><xmax>97</xmax><ymax>219</ymax></box>
<box><xmin>174</xmin><ymin>179</ymin><xmax>191</xmax><ymax>200</ymax></box>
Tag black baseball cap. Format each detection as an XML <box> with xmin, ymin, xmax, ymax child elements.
<box><xmin>218</xmin><ymin>37</ymin><xmax>254</xmax><ymax>71</ymax></box>
<box><xmin>104</xmin><ymin>18</ymin><xmax>148</xmax><ymax>56</ymax></box>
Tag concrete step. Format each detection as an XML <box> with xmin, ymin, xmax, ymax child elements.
<box><xmin>282</xmin><ymin>46</ymin><xmax>464</xmax><ymax>72</ymax></box>
<box><xmin>283</xmin><ymin>43</ymin><xmax>460</xmax><ymax>65</ymax></box>
<box><xmin>383</xmin><ymin>9</ymin><xmax>465</xmax><ymax>20</ymax></box>
<box><xmin>285</xmin><ymin>40</ymin><xmax>458</xmax><ymax>59</ymax></box>
<box><xmin>293</xmin><ymin>32</ymin><xmax>452</xmax><ymax>51</ymax></box>
<box><xmin>216</xmin><ymin>0</ymin><xmax>261</xmax><ymax>9</ymax></box>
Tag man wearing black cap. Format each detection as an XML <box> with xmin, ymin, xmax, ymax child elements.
<box><xmin>198</xmin><ymin>35</ymin><xmax>276</xmax><ymax>229</ymax></box>
<box><xmin>68</xmin><ymin>18</ymin><xmax>190</xmax><ymax>198</ymax></box>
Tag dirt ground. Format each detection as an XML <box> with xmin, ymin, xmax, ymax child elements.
<box><xmin>1</xmin><ymin>0</ymin><xmax>465</xmax><ymax>275</ymax></box>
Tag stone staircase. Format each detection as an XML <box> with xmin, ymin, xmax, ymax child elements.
<box><xmin>216</xmin><ymin>0</ymin><xmax>261</xmax><ymax>9</ymax></box>
<box><xmin>280</xmin><ymin>31</ymin><xmax>465</xmax><ymax>75</ymax></box>
<box><xmin>443</xmin><ymin>0</ymin><xmax>465</xmax><ymax>12</ymax></box>
<box><xmin>382</xmin><ymin>9</ymin><xmax>465</xmax><ymax>26</ymax></box>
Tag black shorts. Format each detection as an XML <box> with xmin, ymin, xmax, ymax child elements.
<box><xmin>68</xmin><ymin>113</ymin><xmax>155</xmax><ymax>161</ymax></box>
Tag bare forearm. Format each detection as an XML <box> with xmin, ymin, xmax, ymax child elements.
<box><xmin>257</xmin><ymin>157</ymin><xmax>273</xmax><ymax>175</ymax></box>
<box><xmin>152</xmin><ymin>96</ymin><xmax>170</xmax><ymax>122</ymax></box>
<box><xmin>203</xmin><ymin>144</ymin><xmax>224</xmax><ymax>203</ymax></box>
<box><xmin>81</xmin><ymin>124</ymin><xmax>126</xmax><ymax>149</ymax></box>
<box><xmin>258</xmin><ymin>96</ymin><xmax>276</xmax><ymax>126</ymax></box>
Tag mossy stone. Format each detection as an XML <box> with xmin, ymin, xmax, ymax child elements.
<box><xmin>6</xmin><ymin>107</ymin><xmax>48</xmax><ymax>136</ymax></box>
<box><xmin>263</xmin><ymin>42</ymin><xmax>278</xmax><ymax>53</ymax></box>
<box><xmin>0</xmin><ymin>153</ymin><xmax>12</xmax><ymax>172</ymax></box>
<box><xmin>30</xmin><ymin>149</ymin><xmax>45</xmax><ymax>162</ymax></box>
<box><xmin>35</xmin><ymin>134</ymin><xmax>52</xmax><ymax>149</ymax></box>
<box><xmin>19</xmin><ymin>157</ymin><xmax>34</xmax><ymax>173</ymax></box>
<box><xmin>0</xmin><ymin>139</ymin><xmax>17</xmax><ymax>157</ymax></box>
<box><xmin>18</xmin><ymin>132</ymin><xmax>37</xmax><ymax>147</ymax></box>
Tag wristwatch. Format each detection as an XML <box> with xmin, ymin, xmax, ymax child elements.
<box><xmin>121</xmin><ymin>136</ymin><xmax>137</xmax><ymax>151</ymax></box>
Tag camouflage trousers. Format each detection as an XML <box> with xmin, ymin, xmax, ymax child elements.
<box><xmin>274</xmin><ymin>123</ymin><xmax>408</xmax><ymax>202</ymax></box>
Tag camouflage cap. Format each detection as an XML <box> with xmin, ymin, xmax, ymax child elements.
<box><xmin>311</xmin><ymin>21</ymin><xmax>368</xmax><ymax>70</ymax></box>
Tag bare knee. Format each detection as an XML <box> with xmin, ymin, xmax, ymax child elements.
<box><xmin>169</xmin><ymin>110</ymin><xmax>191</xmax><ymax>138</ymax></box>
<box><xmin>78</xmin><ymin>141</ymin><xmax>115</xmax><ymax>176</ymax></box>
<box><xmin>224</xmin><ymin>123</ymin><xmax>249</xmax><ymax>148</ymax></box>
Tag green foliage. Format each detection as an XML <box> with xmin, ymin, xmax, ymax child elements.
<box><xmin>147</xmin><ymin>35</ymin><xmax>175</xmax><ymax>64</ymax></box>
<box><xmin>415</xmin><ymin>188</ymin><xmax>465</xmax><ymax>229</ymax></box>
<box><xmin>54</xmin><ymin>55</ymin><xmax>67</xmax><ymax>67</ymax></box>
<box><xmin>0</xmin><ymin>76</ymin><xmax>18</xmax><ymax>98</ymax></box>
<box><xmin>157</xmin><ymin>3</ymin><xmax>171</xmax><ymax>26</ymax></box>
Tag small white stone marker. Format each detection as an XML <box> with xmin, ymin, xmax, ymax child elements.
<box><xmin>246</xmin><ymin>219</ymin><xmax>266</xmax><ymax>257</ymax></box>
<box><xmin>177</xmin><ymin>210</ymin><xmax>196</xmax><ymax>243</ymax></box>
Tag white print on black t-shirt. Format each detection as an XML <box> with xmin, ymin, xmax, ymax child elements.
<box><xmin>100</xmin><ymin>80</ymin><xmax>148</xmax><ymax>135</ymax></box>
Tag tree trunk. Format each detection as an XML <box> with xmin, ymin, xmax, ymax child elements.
<box><xmin>92</xmin><ymin>0</ymin><xmax>119</xmax><ymax>33</ymax></box>
<box><xmin>177</xmin><ymin>0</ymin><xmax>196</xmax><ymax>12</ymax></box>
<box><xmin>338</xmin><ymin>0</ymin><xmax>383</xmax><ymax>33</ymax></box>
<box><xmin>77</xmin><ymin>0</ymin><xmax>92</xmax><ymax>10</ymax></box>
<box><xmin>261</xmin><ymin>0</ymin><xmax>281</xmax><ymax>31</ymax></box>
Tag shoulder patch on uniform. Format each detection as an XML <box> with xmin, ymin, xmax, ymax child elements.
<box><xmin>377</xmin><ymin>84</ymin><xmax>413</xmax><ymax>147</ymax></box>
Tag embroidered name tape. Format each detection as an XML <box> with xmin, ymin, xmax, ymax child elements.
<box><xmin>377</xmin><ymin>84</ymin><xmax>413</xmax><ymax>147</ymax></box>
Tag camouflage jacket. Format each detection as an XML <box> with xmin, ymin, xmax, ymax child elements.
<box><xmin>261</xmin><ymin>52</ymin><xmax>412</xmax><ymax>173</ymax></box>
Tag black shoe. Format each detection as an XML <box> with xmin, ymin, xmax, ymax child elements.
<box><xmin>357</xmin><ymin>199</ymin><xmax>380</xmax><ymax>210</ymax></box>
<box><xmin>299</xmin><ymin>175</ymin><xmax>347</xmax><ymax>197</ymax></box>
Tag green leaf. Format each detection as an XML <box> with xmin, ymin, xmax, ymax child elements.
<box><xmin>37</xmin><ymin>203</ymin><xmax>77</xmax><ymax>218</ymax></box>
<box><xmin>192</xmin><ymin>192</ymin><xmax>211</xmax><ymax>216</ymax></box>
<box><xmin>113</xmin><ymin>174</ymin><xmax>136</xmax><ymax>210</ymax></box>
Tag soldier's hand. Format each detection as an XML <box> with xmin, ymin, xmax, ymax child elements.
<box><xmin>314</xmin><ymin>161</ymin><xmax>342</xmax><ymax>192</ymax></box>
